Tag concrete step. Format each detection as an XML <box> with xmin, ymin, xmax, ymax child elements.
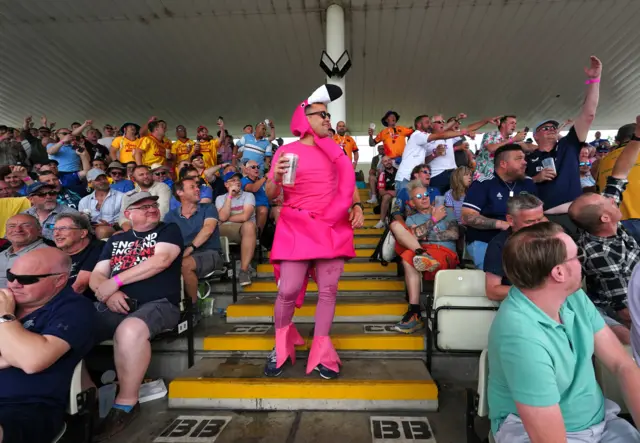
<box><xmin>201</xmin><ymin>322</ymin><xmax>424</xmax><ymax>352</ymax></box>
<box><xmin>362</xmin><ymin>219</ymin><xmax>383</xmax><ymax>228</ymax></box>
<box><xmin>240</xmin><ymin>278</ymin><xmax>404</xmax><ymax>294</ymax></box>
<box><xmin>256</xmin><ymin>262</ymin><xmax>396</xmax><ymax>278</ymax></box>
<box><xmin>354</xmin><ymin>237</ymin><xmax>379</xmax><ymax>248</ymax></box>
<box><xmin>226</xmin><ymin>295</ymin><xmax>407</xmax><ymax>323</ymax></box>
<box><xmin>363</xmin><ymin>213</ymin><xmax>378</xmax><ymax>220</ymax></box>
<box><xmin>168</xmin><ymin>357</ymin><xmax>437</xmax><ymax>411</ymax></box>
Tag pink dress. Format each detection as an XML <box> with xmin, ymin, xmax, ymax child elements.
<box><xmin>268</xmin><ymin>141</ymin><xmax>356</xmax><ymax>262</ymax></box>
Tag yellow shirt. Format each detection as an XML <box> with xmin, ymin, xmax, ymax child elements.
<box><xmin>171</xmin><ymin>139</ymin><xmax>195</xmax><ymax>168</ymax></box>
<box><xmin>197</xmin><ymin>138</ymin><xmax>219</xmax><ymax>169</ymax></box>
<box><xmin>111</xmin><ymin>136</ymin><xmax>141</xmax><ymax>164</ymax></box>
<box><xmin>333</xmin><ymin>134</ymin><xmax>359</xmax><ymax>162</ymax></box>
<box><xmin>596</xmin><ymin>145</ymin><xmax>640</xmax><ymax>219</ymax></box>
<box><xmin>138</xmin><ymin>135</ymin><xmax>167</xmax><ymax>167</ymax></box>
<box><xmin>0</xmin><ymin>197</ymin><xmax>31</xmax><ymax>237</ymax></box>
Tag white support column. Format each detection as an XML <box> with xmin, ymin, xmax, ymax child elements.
<box><xmin>326</xmin><ymin>3</ymin><xmax>346</xmax><ymax>125</ymax></box>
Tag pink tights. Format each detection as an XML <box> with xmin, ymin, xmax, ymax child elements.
<box><xmin>274</xmin><ymin>259</ymin><xmax>344</xmax><ymax>336</ymax></box>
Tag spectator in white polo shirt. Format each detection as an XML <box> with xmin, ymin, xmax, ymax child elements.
<box><xmin>78</xmin><ymin>168</ymin><xmax>123</xmax><ymax>239</ymax></box>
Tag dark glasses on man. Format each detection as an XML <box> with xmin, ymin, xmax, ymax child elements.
<box><xmin>414</xmin><ymin>193</ymin><xmax>430</xmax><ymax>199</ymax></box>
<box><xmin>154</xmin><ymin>171</ymin><xmax>167</xmax><ymax>176</ymax></box>
<box><xmin>421</xmin><ymin>169</ymin><xmax>431</xmax><ymax>175</ymax></box>
<box><xmin>538</xmin><ymin>125</ymin><xmax>558</xmax><ymax>132</ymax></box>
<box><xmin>110</xmin><ymin>171</ymin><xmax>123</xmax><ymax>176</ymax></box>
<box><xmin>34</xmin><ymin>191</ymin><xmax>58</xmax><ymax>197</ymax></box>
<box><xmin>247</xmin><ymin>165</ymin><xmax>259</xmax><ymax>169</ymax></box>
<box><xmin>306</xmin><ymin>111</ymin><xmax>331</xmax><ymax>120</ymax></box>
<box><xmin>579</xmin><ymin>162</ymin><xmax>592</xmax><ymax>167</ymax></box>
<box><xmin>7</xmin><ymin>269</ymin><xmax>63</xmax><ymax>285</ymax></box>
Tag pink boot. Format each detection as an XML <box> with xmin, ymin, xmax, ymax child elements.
<box><xmin>306</xmin><ymin>336</ymin><xmax>341</xmax><ymax>375</ymax></box>
<box><xmin>275</xmin><ymin>323</ymin><xmax>305</xmax><ymax>368</ymax></box>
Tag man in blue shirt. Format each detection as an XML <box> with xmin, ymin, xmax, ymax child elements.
<box><xmin>525</xmin><ymin>56</ymin><xmax>603</xmax><ymax>238</ymax></box>
<box><xmin>0</xmin><ymin>247</ymin><xmax>95</xmax><ymax>443</ymax></box>
<box><xmin>242</xmin><ymin>159</ymin><xmax>270</xmax><ymax>233</ymax></box>
<box><xmin>236</xmin><ymin>121</ymin><xmax>275</xmax><ymax>174</ymax></box>
<box><xmin>108</xmin><ymin>161</ymin><xmax>135</xmax><ymax>193</ymax></box>
<box><xmin>166</xmin><ymin>178</ymin><xmax>223</xmax><ymax>304</ymax></box>
<box><xmin>462</xmin><ymin>144</ymin><xmax>537</xmax><ymax>269</ymax></box>
<box><xmin>488</xmin><ymin>222</ymin><xmax>640</xmax><ymax>443</ymax></box>
<box><xmin>390</xmin><ymin>163</ymin><xmax>440</xmax><ymax>222</ymax></box>
<box><xmin>169</xmin><ymin>166</ymin><xmax>214</xmax><ymax>210</ymax></box>
<box><xmin>46</xmin><ymin>128</ymin><xmax>84</xmax><ymax>173</ymax></box>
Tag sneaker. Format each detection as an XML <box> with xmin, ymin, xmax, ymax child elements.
<box><xmin>314</xmin><ymin>364</ymin><xmax>339</xmax><ymax>380</ymax></box>
<box><xmin>413</xmin><ymin>253</ymin><xmax>441</xmax><ymax>273</ymax></box>
<box><xmin>264</xmin><ymin>348</ymin><xmax>283</xmax><ymax>377</ymax></box>
<box><xmin>373</xmin><ymin>220</ymin><xmax>386</xmax><ymax>229</ymax></box>
<box><xmin>393</xmin><ymin>310</ymin><xmax>424</xmax><ymax>334</ymax></box>
<box><xmin>94</xmin><ymin>403</ymin><xmax>141</xmax><ymax>442</ymax></box>
<box><xmin>366</xmin><ymin>197</ymin><xmax>378</xmax><ymax>204</ymax></box>
<box><xmin>239</xmin><ymin>269</ymin><xmax>252</xmax><ymax>287</ymax></box>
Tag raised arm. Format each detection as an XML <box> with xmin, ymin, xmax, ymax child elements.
<box><xmin>611</xmin><ymin>116</ymin><xmax>640</xmax><ymax>180</ymax></box>
<box><xmin>71</xmin><ymin>120</ymin><xmax>92</xmax><ymax>137</ymax></box>
<box><xmin>573</xmin><ymin>56</ymin><xmax>602</xmax><ymax>142</ymax></box>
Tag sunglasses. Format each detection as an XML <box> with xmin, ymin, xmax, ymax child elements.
<box><xmin>153</xmin><ymin>171</ymin><xmax>167</xmax><ymax>176</ymax></box>
<box><xmin>247</xmin><ymin>165</ymin><xmax>259</xmax><ymax>170</ymax></box>
<box><xmin>413</xmin><ymin>193</ymin><xmax>430</xmax><ymax>199</ymax></box>
<box><xmin>432</xmin><ymin>120</ymin><xmax>445</xmax><ymax>125</ymax></box>
<box><xmin>538</xmin><ymin>125</ymin><xmax>558</xmax><ymax>132</ymax></box>
<box><xmin>57</xmin><ymin>131</ymin><xmax>70</xmax><ymax>136</ymax></box>
<box><xmin>421</xmin><ymin>169</ymin><xmax>431</xmax><ymax>175</ymax></box>
<box><xmin>34</xmin><ymin>191</ymin><xmax>58</xmax><ymax>197</ymax></box>
<box><xmin>110</xmin><ymin>171</ymin><xmax>123</xmax><ymax>176</ymax></box>
<box><xmin>7</xmin><ymin>269</ymin><xmax>64</xmax><ymax>285</ymax></box>
<box><xmin>579</xmin><ymin>161</ymin><xmax>592</xmax><ymax>167</ymax></box>
<box><xmin>129</xmin><ymin>203</ymin><xmax>159</xmax><ymax>211</ymax></box>
<box><xmin>305</xmin><ymin>111</ymin><xmax>331</xmax><ymax>120</ymax></box>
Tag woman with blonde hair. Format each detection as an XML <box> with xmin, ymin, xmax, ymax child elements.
<box><xmin>444</xmin><ymin>166</ymin><xmax>473</xmax><ymax>223</ymax></box>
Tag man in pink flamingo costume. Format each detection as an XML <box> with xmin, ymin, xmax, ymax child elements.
<box><xmin>264</xmin><ymin>84</ymin><xmax>364</xmax><ymax>379</ymax></box>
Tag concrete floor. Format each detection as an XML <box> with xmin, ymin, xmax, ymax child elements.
<box><xmin>88</xmin><ymin>384</ymin><xmax>489</xmax><ymax>443</ymax></box>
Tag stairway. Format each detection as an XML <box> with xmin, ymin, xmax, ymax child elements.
<box><xmin>167</xmin><ymin>188</ymin><xmax>438</xmax><ymax>412</ymax></box>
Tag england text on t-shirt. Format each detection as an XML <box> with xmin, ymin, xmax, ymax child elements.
<box><xmin>99</xmin><ymin>223</ymin><xmax>184</xmax><ymax>305</ymax></box>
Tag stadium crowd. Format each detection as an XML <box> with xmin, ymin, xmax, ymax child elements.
<box><xmin>2</xmin><ymin>55</ymin><xmax>640</xmax><ymax>442</ymax></box>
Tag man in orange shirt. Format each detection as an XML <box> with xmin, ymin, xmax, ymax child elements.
<box><xmin>368</xmin><ymin>111</ymin><xmax>414</xmax><ymax>160</ymax></box>
<box><xmin>195</xmin><ymin>120</ymin><xmax>224</xmax><ymax>169</ymax></box>
<box><xmin>333</xmin><ymin>121</ymin><xmax>359</xmax><ymax>169</ymax></box>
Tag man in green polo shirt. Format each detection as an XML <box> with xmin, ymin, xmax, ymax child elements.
<box><xmin>488</xmin><ymin>222</ymin><xmax>640</xmax><ymax>442</ymax></box>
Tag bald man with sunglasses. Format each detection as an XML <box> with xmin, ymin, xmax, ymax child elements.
<box><xmin>0</xmin><ymin>247</ymin><xmax>95</xmax><ymax>443</ymax></box>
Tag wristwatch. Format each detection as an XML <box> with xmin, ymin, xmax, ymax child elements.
<box><xmin>0</xmin><ymin>314</ymin><xmax>16</xmax><ymax>324</ymax></box>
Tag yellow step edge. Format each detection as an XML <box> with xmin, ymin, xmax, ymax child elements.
<box><xmin>241</xmin><ymin>280</ymin><xmax>405</xmax><ymax>293</ymax></box>
<box><xmin>227</xmin><ymin>302</ymin><xmax>407</xmax><ymax>318</ymax></box>
<box><xmin>355</xmin><ymin>228</ymin><xmax>383</xmax><ymax>236</ymax></box>
<box><xmin>362</xmin><ymin>220</ymin><xmax>381</xmax><ymax>228</ymax></box>
<box><xmin>267</xmin><ymin>248</ymin><xmax>375</xmax><ymax>258</ymax></box>
<box><xmin>256</xmin><ymin>263</ymin><xmax>397</xmax><ymax>274</ymax></box>
<box><xmin>363</xmin><ymin>214</ymin><xmax>377</xmax><ymax>220</ymax></box>
<box><xmin>202</xmin><ymin>334</ymin><xmax>422</xmax><ymax>351</ymax></box>
<box><xmin>354</xmin><ymin>237</ymin><xmax>379</xmax><ymax>245</ymax></box>
<box><xmin>169</xmin><ymin>378</ymin><xmax>437</xmax><ymax>401</ymax></box>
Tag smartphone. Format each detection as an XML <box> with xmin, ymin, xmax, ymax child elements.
<box><xmin>523</xmin><ymin>126</ymin><xmax>530</xmax><ymax>133</ymax></box>
<box><xmin>126</xmin><ymin>298</ymin><xmax>139</xmax><ymax>312</ymax></box>
<box><xmin>75</xmin><ymin>147</ymin><xmax>85</xmax><ymax>153</ymax></box>
<box><xmin>434</xmin><ymin>195</ymin><xmax>446</xmax><ymax>207</ymax></box>
<box><xmin>542</xmin><ymin>157</ymin><xmax>556</xmax><ymax>173</ymax></box>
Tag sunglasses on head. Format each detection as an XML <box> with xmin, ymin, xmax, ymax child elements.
<box><xmin>305</xmin><ymin>111</ymin><xmax>331</xmax><ymax>120</ymax></box>
<box><xmin>7</xmin><ymin>269</ymin><xmax>63</xmax><ymax>285</ymax></box>
<box><xmin>34</xmin><ymin>191</ymin><xmax>58</xmax><ymax>197</ymax></box>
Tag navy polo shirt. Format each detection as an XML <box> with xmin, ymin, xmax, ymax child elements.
<box><xmin>0</xmin><ymin>288</ymin><xmax>95</xmax><ymax>408</ymax></box>
<box><xmin>525</xmin><ymin>127</ymin><xmax>582</xmax><ymax>210</ymax></box>
<box><xmin>483</xmin><ymin>228</ymin><xmax>512</xmax><ymax>285</ymax></box>
<box><xmin>462</xmin><ymin>175</ymin><xmax>537</xmax><ymax>244</ymax></box>
<box><xmin>164</xmin><ymin>203</ymin><xmax>222</xmax><ymax>253</ymax></box>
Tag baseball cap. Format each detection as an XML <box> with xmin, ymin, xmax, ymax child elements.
<box><xmin>196</xmin><ymin>125</ymin><xmax>208</xmax><ymax>132</ymax></box>
<box><xmin>150</xmin><ymin>163</ymin><xmax>169</xmax><ymax>172</ymax></box>
<box><xmin>87</xmin><ymin>168</ymin><xmax>107</xmax><ymax>182</ymax></box>
<box><xmin>223</xmin><ymin>172</ymin><xmax>242</xmax><ymax>182</ymax></box>
<box><xmin>26</xmin><ymin>182</ymin><xmax>56</xmax><ymax>196</ymax></box>
<box><xmin>533</xmin><ymin>119</ymin><xmax>560</xmax><ymax>132</ymax></box>
<box><xmin>107</xmin><ymin>161</ymin><xmax>126</xmax><ymax>171</ymax></box>
<box><xmin>122</xmin><ymin>191</ymin><xmax>159</xmax><ymax>210</ymax></box>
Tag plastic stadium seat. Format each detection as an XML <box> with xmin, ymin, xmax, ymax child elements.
<box><xmin>432</xmin><ymin>270</ymin><xmax>499</xmax><ymax>352</ymax></box>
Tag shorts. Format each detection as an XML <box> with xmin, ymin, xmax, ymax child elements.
<box><xmin>0</xmin><ymin>403</ymin><xmax>65</xmax><ymax>443</ymax></box>
<box><xmin>192</xmin><ymin>249</ymin><xmax>224</xmax><ymax>278</ymax></box>
<box><xmin>220</xmin><ymin>221</ymin><xmax>256</xmax><ymax>243</ymax></box>
<box><xmin>93</xmin><ymin>298</ymin><xmax>181</xmax><ymax>344</ymax></box>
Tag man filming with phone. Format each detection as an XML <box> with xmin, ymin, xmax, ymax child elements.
<box><xmin>89</xmin><ymin>190</ymin><xmax>183</xmax><ymax>441</ymax></box>
<box><xmin>525</xmin><ymin>56</ymin><xmax>602</xmax><ymax>238</ymax></box>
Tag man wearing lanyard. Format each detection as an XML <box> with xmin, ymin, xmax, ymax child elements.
<box><xmin>368</xmin><ymin>111</ymin><xmax>414</xmax><ymax>161</ymax></box>
<box><xmin>525</xmin><ymin>56</ymin><xmax>602</xmax><ymax>238</ymax></box>
<box><xmin>332</xmin><ymin>121</ymin><xmax>359</xmax><ymax>168</ymax></box>
<box><xmin>461</xmin><ymin>144</ymin><xmax>537</xmax><ymax>270</ymax></box>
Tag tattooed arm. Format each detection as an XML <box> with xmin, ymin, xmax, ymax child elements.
<box><xmin>427</xmin><ymin>220</ymin><xmax>460</xmax><ymax>242</ymax></box>
<box><xmin>461</xmin><ymin>208</ymin><xmax>510</xmax><ymax>230</ymax></box>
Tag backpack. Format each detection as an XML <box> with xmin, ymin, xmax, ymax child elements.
<box><xmin>369</xmin><ymin>225</ymin><xmax>396</xmax><ymax>265</ymax></box>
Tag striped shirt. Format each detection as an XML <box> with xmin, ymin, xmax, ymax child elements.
<box><xmin>78</xmin><ymin>189</ymin><xmax>123</xmax><ymax>224</ymax></box>
<box><xmin>237</xmin><ymin>134</ymin><xmax>272</xmax><ymax>168</ymax></box>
